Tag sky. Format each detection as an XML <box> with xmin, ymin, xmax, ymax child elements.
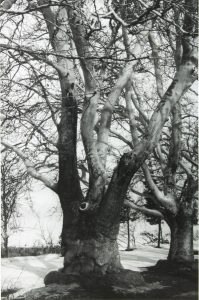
<box><xmin>8</xmin><ymin>181</ymin><xmax>62</xmax><ymax>247</ymax></box>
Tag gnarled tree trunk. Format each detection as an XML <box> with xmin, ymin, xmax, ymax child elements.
<box><xmin>60</xmin><ymin>155</ymin><xmax>132</xmax><ymax>274</ymax></box>
<box><xmin>62</xmin><ymin>216</ymin><xmax>122</xmax><ymax>274</ymax></box>
<box><xmin>167</xmin><ymin>175</ymin><xmax>198</xmax><ymax>263</ymax></box>
<box><xmin>168</xmin><ymin>203</ymin><xmax>194</xmax><ymax>262</ymax></box>
<box><xmin>167</xmin><ymin>209</ymin><xmax>194</xmax><ymax>263</ymax></box>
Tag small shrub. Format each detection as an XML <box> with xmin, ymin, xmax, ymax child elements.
<box><xmin>1</xmin><ymin>287</ymin><xmax>19</xmax><ymax>297</ymax></box>
<box><xmin>1</xmin><ymin>245</ymin><xmax>61</xmax><ymax>258</ymax></box>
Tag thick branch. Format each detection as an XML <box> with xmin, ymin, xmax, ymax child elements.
<box><xmin>2</xmin><ymin>140</ymin><xmax>57</xmax><ymax>192</ymax></box>
<box><xmin>125</xmin><ymin>80</ymin><xmax>139</xmax><ymax>145</ymax></box>
<box><xmin>67</xmin><ymin>3</ymin><xmax>106</xmax><ymax>209</ymax></box>
<box><xmin>148</xmin><ymin>30</ymin><xmax>163</xmax><ymax>98</ymax></box>
<box><xmin>101</xmin><ymin>35</ymin><xmax>197</xmax><ymax>220</ymax></box>
<box><xmin>97</xmin><ymin>28</ymin><xmax>150</xmax><ymax>167</ymax></box>
<box><xmin>142</xmin><ymin>163</ymin><xmax>177</xmax><ymax>214</ymax></box>
<box><xmin>167</xmin><ymin>102</ymin><xmax>182</xmax><ymax>175</ymax></box>
<box><xmin>124</xmin><ymin>200</ymin><xmax>163</xmax><ymax>218</ymax></box>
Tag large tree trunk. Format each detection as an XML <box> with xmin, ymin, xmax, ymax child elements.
<box><xmin>62</xmin><ymin>216</ymin><xmax>122</xmax><ymax>275</ymax></box>
<box><xmin>167</xmin><ymin>213</ymin><xmax>194</xmax><ymax>263</ymax></box>
<box><xmin>167</xmin><ymin>176</ymin><xmax>197</xmax><ymax>263</ymax></box>
<box><xmin>60</xmin><ymin>156</ymin><xmax>132</xmax><ymax>275</ymax></box>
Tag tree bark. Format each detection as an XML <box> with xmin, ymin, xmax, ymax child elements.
<box><xmin>61</xmin><ymin>213</ymin><xmax>122</xmax><ymax>274</ymax></box>
<box><xmin>58</xmin><ymin>80</ymin><xmax>83</xmax><ymax>254</ymax></box>
<box><xmin>61</xmin><ymin>155</ymin><xmax>132</xmax><ymax>274</ymax></box>
<box><xmin>167</xmin><ymin>176</ymin><xmax>197</xmax><ymax>262</ymax></box>
<box><xmin>167</xmin><ymin>212</ymin><xmax>194</xmax><ymax>263</ymax></box>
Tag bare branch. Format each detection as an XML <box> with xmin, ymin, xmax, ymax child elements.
<box><xmin>1</xmin><ymin>140</ymin><xmax>57</xmax><ymax>193</ymax></box>
<box><xmin>125</xmin><ymin>80</ymin><xmax>139</xmax><ymax>145</ymax></box>
<box><xmin>148</xmin><ymin>30</ymin><xmax>163</xmax><ymax>98</ymax></box>
<box><xmin>130</xmin><ymin>86</ymin><xmax>149</xmax><ymax>127</ymax></box>
<box><xmin>137</xmin><ymin>0</ymin><xmax>189</xmax><ymax>34</ymax></box>
<box><xmin>142</xmin><ymin>163</ymin><xmax>177</xmax><ymax>214</ymax></box>
<box><xmin>97</xmin><ymin>27</ymin><xmax>150</xmax><ymax>166</ymax></box>
<box><xmin>0</xmin><ymin>43</ymin><xmax>67</xmax><ymax>77</ymax></box>
<box><xmin>124</xmin><ymin>200</ymin><xmax>164</xmax><ymax>218</ymax></box>
<box><xmin>181</xmin><ymin>152</ymin><xmax>198</xmax><ymax>168</ymax></box>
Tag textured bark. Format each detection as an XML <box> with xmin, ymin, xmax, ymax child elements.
<box><xmin>63</xmin><ymin>232</ymin><xmax>121</xmax><ymax>274</ymax></box>
<box><xmin>58</xmin><ymin>78</ymin><xmax>83</xmax><ymax>249</ymax></box>
<box><xmin>61</xmin><ymin>210</ymin><xmax>122</xmax><ymax>274</ymax></box>
<box><xmin>61</xmin><ymin>154</ymin><xmax>134</xmax><ymax>274</ymax></box>
<box><xmin>167</xmin><ymin>213</ymin><xmax>194</xmax><ymax>262</ymax></box>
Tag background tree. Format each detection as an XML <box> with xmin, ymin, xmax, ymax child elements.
<box><xmin>125</xmin><ymin>49</ymin><xmax>198</xmax><ymax>262</ymax></box>
<box><xmin>1</xmin><ymin>150</ymin><xmax>28</xmax><ymax>257</ymax></box>
<box><xmin>143</xmin><ymin>190</ymin><xmax>163</xmax><ymax>248</ymax></box>
<box><xmin>0</xmin><ymin>0</ymin><xmax>198</xmax><ymax>280</ymax></box>
<box><xmin>120</xmin><ymin>203</ymin><xmax>140</xmax><ymax>251</ymax></box>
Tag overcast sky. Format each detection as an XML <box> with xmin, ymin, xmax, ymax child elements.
<box><xmin>9</xmin><ymin>181</ymin><xmax>62</xmax><ymax>247</ymax></box>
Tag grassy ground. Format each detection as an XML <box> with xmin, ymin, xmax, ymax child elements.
<box><xmin>22</xmin><ymin>267</ymin><xmax>198</xmax><ymax>300</ymax></box>
<box><xmin>1</xmin><ymin>246</ymin><xmax>198</xmax><ymax>299</ymax></box>
<box><xmin>141</xmin><ymin>267</ymin><xmax>197</xmax><ymax>300</ymax></box>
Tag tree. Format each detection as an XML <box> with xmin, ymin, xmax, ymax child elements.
<box><xmin>126</xmin><ymin>90</ymin><xmax>198</xmax><ymax>262</ymax></box>
<box><xmin>1</xmin><ymin>0</ymin><xmax>198</xmax><ymax>279</ymax></box>
<box><xmin>120</xmin><ymin>205</ymin><xmax>140</xmax><ymax>250</ymax></box>
<box><xmin>144</xmin><ymin>191</ymin><xmax>163</xmax><ymax>248</ymax></box>
<box><xmin>1</xmin><ymin>150</ymin><xmax>28</xmax><ymax>257</ymax></box>
<box><xmin>126</xmin><ymin>97</ymin><xmax>198</xmax><ymax>262</ymax></box>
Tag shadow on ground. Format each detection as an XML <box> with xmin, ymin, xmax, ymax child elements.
<box><xmin>22</xmin><ymin>260</ymin><xmax>198</xmax><ymax>300</ymax></box>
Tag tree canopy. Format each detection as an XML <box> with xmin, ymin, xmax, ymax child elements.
<box><xmin>1</xmin><ymin>0</ymin><xmax>198</xmax><ymax>272</ymax></box>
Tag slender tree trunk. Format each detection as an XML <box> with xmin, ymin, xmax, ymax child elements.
<box><xmin>168</xmin><ymin>214</ymin><xmax>194</xmax><ymax>263</ymax></box>
<box><xmin>4</xmin><ymin>236</ymin><xmax>9</xmax><ymax>258</ymax></box>
<box><xmin>157</xmin><ymin>221</ymin><xmax>161</xmax><ymax>248</ymax></box>
<box><xmin>126</xmin><ymin>208</ymin><xmax>131</xmax><ymax>250</ymax></box>
<box><xmin>3</xmin><ymin>222</ymin><xmax>9</xmax><ymax>258</ymax></box>
<box><xmin>127</xmin><ymin>217</ymin><xmax>131</xmax><ymax>250</ymax></box>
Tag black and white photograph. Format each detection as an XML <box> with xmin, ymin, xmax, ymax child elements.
<box><xmin>0</xmin><ymin>0</ymin><xmax>198</xmax><ymax>299</ymax></box>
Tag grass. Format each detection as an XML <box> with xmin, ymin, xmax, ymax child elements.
<box><xmin>1</xmin><ymin>287</ymin><xmax>19</xmax><ymax>298</ymax></box>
